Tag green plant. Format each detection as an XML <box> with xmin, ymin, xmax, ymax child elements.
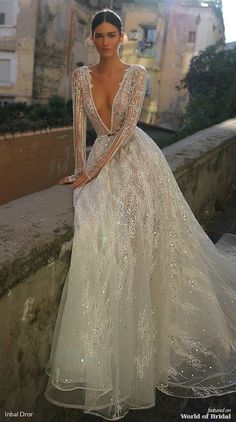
<box><xmin>177</xmin><ymin>43</ymin><xmax>236</xmax><ymax>137</ymax></box>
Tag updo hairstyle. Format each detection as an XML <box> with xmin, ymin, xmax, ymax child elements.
<box><xmin>91</xmin><ymin>9</ymin><xmax>123</xmax><ymax>35</ymax></box>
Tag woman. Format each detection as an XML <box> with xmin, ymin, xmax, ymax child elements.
<box><xmin>44</xmin><ymin>8</ymin><xmax>236</xmax><ymax>421</ymax></box>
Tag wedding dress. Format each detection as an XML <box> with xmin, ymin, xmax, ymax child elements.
<box><xmin>44</xmin><ymin>64</ymin><xmax>236</xmax><ymax>420</ymax></box>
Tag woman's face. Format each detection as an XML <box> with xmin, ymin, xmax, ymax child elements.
<box><xmin>91</xmin><ymin>22</ymin><xmax>124</xmax><ymax>57</ymax></box>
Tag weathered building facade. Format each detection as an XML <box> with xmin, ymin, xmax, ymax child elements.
<box><xmin>33</xmin><ymin>0</ymin><xmax>91</xmax><ymax>103</ymax></box>
<box><xmin>0</xmin><ymin>0</ymin><xmax>101</xmax><ymax>105</ymax></box>
<box><xmin>0</xmin><ymin>0</ymin><xmax>38</xmax><ymax>104</ymax></box>
<box><xmin>156</xmin><ymin>1</ymin><xmax>224</xmax><ymax>129</ymax></box>
<box><xmin>120</xmin><ymin>0</ymin><xmax>224</xmax><ymax>129</ymax></box>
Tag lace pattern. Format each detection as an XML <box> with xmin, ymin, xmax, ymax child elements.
<box><xmin>71</xmin><ymin>65</ymin><xmax>147</xmax><ymax>181</ymax></box>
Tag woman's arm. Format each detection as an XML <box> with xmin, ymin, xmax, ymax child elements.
<box><xmin>72</xmin><ymin>67</ymin><xmax>87</xmax><ymax>178</ymax></box>
<box><xmin>58</xmin><ymin>67</ymin><xmax>88</xmax><ymax>184</ymax></box>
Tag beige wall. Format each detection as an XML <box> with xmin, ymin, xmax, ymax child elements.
<box><xmin>0</xmin><ymin>126</ymin><xmax>93</xmax><ymax>205</ymax></box>
<box><xmin>0</xmin><ymin>127</ymin><xmax>74</xmax><ymax>205</ymax></box>
<box><xmin>121</xmin><ymin>3</ymin><xmax>163</xmax><ymax>126</ymax></box>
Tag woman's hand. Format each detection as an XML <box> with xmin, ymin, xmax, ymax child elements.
<box><xmin>71</xmin><ymin>172</ymin><xmax>91</xmax><ymax>189</ymax></box>
<box><xmin>58</xmin><ymin>172</ymin><xmax>91</xmax><ymax>189</ymax></box>
<box><xmin>58</xmin><ymin>175</ymin><xmax>74</xmax><ymax>185</ymax></box>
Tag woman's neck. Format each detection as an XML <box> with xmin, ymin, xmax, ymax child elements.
<box><xmin>96</xmin><ymin>54</ymin><xmax>126</xmax><ymax>74</ymax></box>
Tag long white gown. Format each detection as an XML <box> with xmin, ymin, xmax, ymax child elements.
<box><xmin>44</xmin><ymin>64</ymin><xmax>236</xmax><ymax>420</ymax></box>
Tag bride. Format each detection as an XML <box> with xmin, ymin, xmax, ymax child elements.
<box><xmin>44</xmin><ymin>8</ymin><xmax>236</xmax><ymax>421</ymax></box>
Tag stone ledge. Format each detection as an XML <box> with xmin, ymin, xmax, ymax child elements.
<box><xmin>0</xmin><ymin>186</ymin><xmax>74</xmax><ymax>297</ymax></box>
<box><xmin>164</xmin><ymin>118</ymin><xmax>236</xmax><ymax>174</ymax></box>
<box><xmin>0</xmin><ymin>125</ymin><xmax>73</xmax><ymax>141</ymax></box>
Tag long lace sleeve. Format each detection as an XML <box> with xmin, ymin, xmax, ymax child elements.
<box><xmin>70</xmin><ymin>68</ymin><xmax>87</xmax><ymax>179</ymax></box>
<box><xmin>86</xmin><ymin>65</ymin><xmax>147</xmax><ymax>181</ymax></box>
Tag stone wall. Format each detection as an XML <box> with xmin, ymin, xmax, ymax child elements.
<box><xmin>0</xmin><ymin>119</ymin><xmax>236</xmax><ymax>420</ymax></box>
<box><xmin>0</xmin><ymin>127</ymin><xmax>74</xmax><ymax>205</ymax></box>
<box><xmin>0</xmin><ymin>127</ymin><xmax>92</xmax><ymax>205</ymax></box>
<box><xmin>0</xmin><ymin>187</ymin><xmax>74</xmax><ymax>421</ymax></box>
<box><xmin>164</xmin><ymin>118</ymin><xmax>236</xmax><ymax>219</ymax></box>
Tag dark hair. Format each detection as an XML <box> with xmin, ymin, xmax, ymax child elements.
<box><xmin>91</xmin><ymin>9</ymin><xmax>123</xmax><ymax>35</ymax></box>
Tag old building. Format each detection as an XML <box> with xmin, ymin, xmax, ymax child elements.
<box><xmin>156</xmin><ymin>1</ymin><xmax>224</xmax><ymax>129</ymax></box>
<box><xmin>120</xmin><ymin>0</ymin><xmax>225</xmax><ymax>130</ymax></box>
<box><xmin>0</xmin><ymin>0</ymin><xmax>38</xmax><ymax>104</ymax></box>
<box><xmin>0</xmin><ymin>0</ymin><xmax>102</xmax><ymax>105</ymax></box>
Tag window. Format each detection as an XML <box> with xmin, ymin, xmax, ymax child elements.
<box><xmin>0</xmin><ymin>0</ymin><xmax>15</xmax><ymax>25</ymax></box>
<box><xmin>0</xmin><ymin>12</ymin><xmax>5</xmax><ymax>24</ymax></box>
<box><xmin>0</xmin><ymin>52</ymin><xmax>16</xmax><ymax>85</ymax></box>
<box><xmin>137</xmin><ymin>24</ymin><xmax>157</xmax><ymax>58</ymax></box>
<box><xmin>145</xmin><ymin>72</ymin><xmax>152</xmax><ymax>98</ymax></box>
<box><xmin>0</xmin><ymin>59</ymin><xmax>11</xmax><ymax>82</ymax></box>
<box><xmin>188</xmin><ymin>31</ymin><xmax>196</xmax><ymax>43</ymax></box>
<box><xmin>145</xmin><ymin>28</ymin><xmax>156</xmax><ymax>43</ymax></box>
<box><xmin>128</xmin><ymin>29</ymin><xmax>139</xmax><ymax>41</ymax></box>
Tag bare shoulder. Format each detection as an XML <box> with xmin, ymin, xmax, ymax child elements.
<box><xmin>87</xmin><ymin>64</ymin><xmax>97</xmax><ymax>72</ymax></box>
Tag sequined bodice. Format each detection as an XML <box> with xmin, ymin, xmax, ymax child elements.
<box><xmin>71</xmin><ymin>63</ymin><xmax>147</xmax><ymax>181</ymax></box>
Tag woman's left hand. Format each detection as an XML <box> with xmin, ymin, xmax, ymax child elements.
<box><xmin>71</xmin><ymin>172</ymin><xmax>91</xmax><ymax>189</ymax></box>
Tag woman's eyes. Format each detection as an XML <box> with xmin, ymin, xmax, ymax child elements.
<box><xmin>95</xmin><ymin>34</ymin><xmax>116</xmax><ymax>38</ymax></box>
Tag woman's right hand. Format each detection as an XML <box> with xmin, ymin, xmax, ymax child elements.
<box><xmin>58</xmin><ymin>175</ymin><xmax>76</xmax><ymax>185</ymax></box>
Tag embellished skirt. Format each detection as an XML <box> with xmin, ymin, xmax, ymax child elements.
<box><xmin>44</xmin><ymin>127</ymin><xmax>236</xmax><ymax>420</ymax></box>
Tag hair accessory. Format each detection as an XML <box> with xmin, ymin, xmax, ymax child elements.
<box><xmin>121</xmin><ymin>33</ymin><xmax>128</xmax><ymax>45</ymax></box>
<box><xmin>85</xmin><ymin>37</ymin><xmax>94</xmax><ymax>47</ymax></box>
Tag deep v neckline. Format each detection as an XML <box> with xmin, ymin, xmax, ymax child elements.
<box><xmin>86</xmin><ymin>65</ymin><xmax>134</xmax><ymax>133</ymax></box>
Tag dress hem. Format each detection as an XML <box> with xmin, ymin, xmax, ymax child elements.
<box><xmin>44</xmin><ymin>390</ymin><xmax>156</xmax><ymax>421</ymax></box>
<box><xmin>44</xmin><ymin>383</ymin><xmax>236</xmax><ymax>414</ymax></box>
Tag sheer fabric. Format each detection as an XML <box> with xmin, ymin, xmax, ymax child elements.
<box><xmin>70</xmin><ymin>64</ymin><xmax>147</xmax><ymax>181</ymax></box>
<box><xmin>71</xmin><ymin>68</ymin><xmax>87</xmax><ymax>177</ymax></box>
<box><xmin>44</xmin><ymin>64</ymin><xmax>236</xmax><ymax>420</ymax></box>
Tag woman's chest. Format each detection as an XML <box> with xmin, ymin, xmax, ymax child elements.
<box><xmin>91</xmin><ymin>75</ymin><xmax>124</xmax><ymax>109</ymax></box>
<box><xmin>80</xmin><ymin>67</ymin><xmax>132</xmax><ymax>131</ymax></box>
